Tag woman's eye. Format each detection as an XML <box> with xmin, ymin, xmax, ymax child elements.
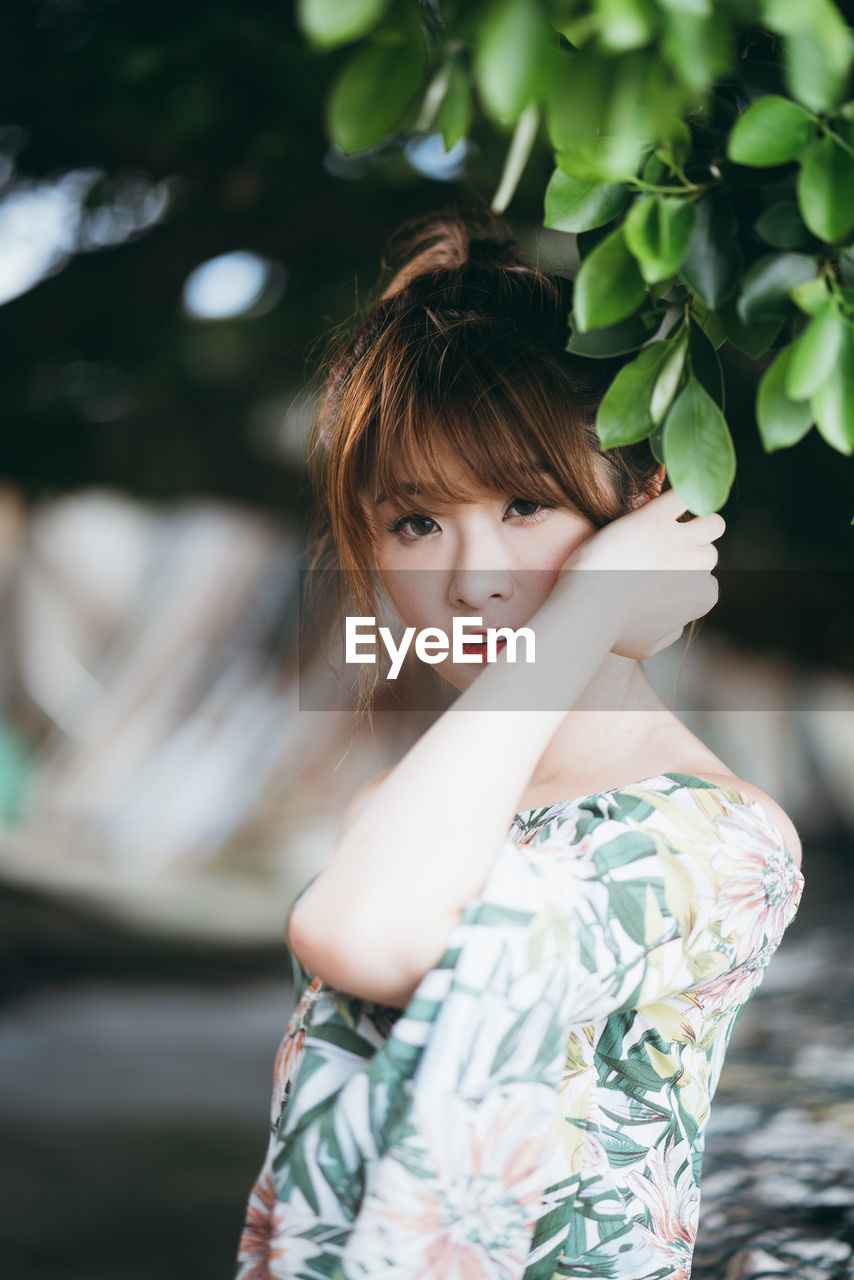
<box><xmin>384</xmin><ymin>513</ymin><xmax>437</xmax><ymax>539</ymax></box>
<box><xmin>383</xmin><ymin>499</ymin><xmax>552</xmax><ymax>542</ymax></box>
<box><xmin>508</xmin><ymin>498</ymin><xmax>547</xmax><ymax>520</ymax></box>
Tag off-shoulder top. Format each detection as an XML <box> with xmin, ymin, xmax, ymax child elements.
<box><xmin>234</xmin><ymin>772</ymin><xmax>804</xmax><ymax>1280</ymax></box>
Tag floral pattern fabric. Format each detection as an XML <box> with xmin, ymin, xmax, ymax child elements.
<box><xmin>235</xmin><ymin>772</ymin><xmax>804</xmax><ymax>1280</ymax></box>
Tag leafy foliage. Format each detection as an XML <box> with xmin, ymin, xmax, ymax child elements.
<box><xmin>298</xmin><ymin>0</ymin><xmax>854</xmax><ymax>519</ymax></box>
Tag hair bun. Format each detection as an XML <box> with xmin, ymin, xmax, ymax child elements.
<box><xmin>364</xmin><ymin>205</ymin><xmax>574</xmax><ymax>352</ymax></box>
<box><xmin>378</xmin><ymin>207</ymin><xmax>527</xmax><ymax>300</ymax></box>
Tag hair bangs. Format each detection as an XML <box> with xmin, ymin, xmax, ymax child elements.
<box><xmin>365</xmin><ymin>325</ymin><xmax>576</xmax><ymax>513</ymax></box>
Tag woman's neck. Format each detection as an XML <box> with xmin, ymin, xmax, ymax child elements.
<box><xmin>519</xmin><ymin>655</ymin><xmax>691</xmax><ymax>804</ymax></box>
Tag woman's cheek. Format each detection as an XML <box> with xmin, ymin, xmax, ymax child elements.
<box><xmin>378</xmin><ymin>570</ymin><xmax>428</xmax><ymax>628</ymax></box>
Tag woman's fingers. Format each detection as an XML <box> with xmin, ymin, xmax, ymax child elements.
<box><xmin>649</xmin><ymin>488</ymin><xmax>727</xmax><ymax>539</ymax></box>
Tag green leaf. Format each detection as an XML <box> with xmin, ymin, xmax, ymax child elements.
<box><xmin>790</xmin><ymin>275</ymin><xmax>833</xmax><ymax>315</ymax></box>
<box><xmin>797</xmin><ymin>135</ymin><xmax>854</xmax><ymax>244</ymax></box>
<box><xmin>648</xmin><ymin>421</ymin><xmax>665</xmax><ymax>464</ymax></box>
<box><xmin>555</xmin><ymin>135</ymin><xmax>646</xmax><ymax>184</ymax></box>
<box><xmin>718</xmin><ymin>301</ymin><xmax>782</xmax><ymax>357</ymax></box>
<box><xmin>784</xmin><ymin>303</ymin><xmax>846</xmax><ymax>400</ymax></box>
<box><xmin>763</xmin><ymin>0</ymin><xmax>854</xmax><ymax>114</ymax></box>
<box><xmin>735</xmin><ymin>252</ymin><xmax>817</xmax><ymax>323</ymax></box>
<box><xmin>297</xmin><ymin>0</ymin><xmax>391</xmax><ymax>48</ymax></box>
<box><xmin>596</xmin><ymin>0</ymin><xmax>658</xmax><ymax>52</ymax></box>
<box><xmin>680</xmin><ymin>194</ymin><xmax>741</xmax><ymax>308</ymax></box>
<box><xmin>546</xmin><ymin>52</ymin><xmax>611</xmax><ymax>154</ymax></box>
<box><xmin>661</xmin><ymin>8</ymin><xmax>731</xmax><ymax>96</ymax></box>
<box><xmin>650</xmin><ymin>332</ymin><xmax>688</xmax><ymax>425</ymax></box>
<box><xmin>327</xmin><ymin>38</ymin><xmax>428</xmax><ymax>153</ymax></box>
<box><xmin>434</xmin><ymin>57</ymin><xmax>471</xmax><ymax>151</ymax></box>
<box><xmin>566</xmin><ymin>314</ymin><xmax>654</xmax><ymax>356</ymax></box>
<box><xmin>840</xmin><ymin>247</ymin><xmax>854</xmax><ymax>286</ymax></box>
<box><xmin>657</xmin><ymin>117</ymin><xmax>692</xmax><ymax>167</ymax></box>
<box><xmin>544</xmin><ymin>169</ymin><xmax>631</xmax><ymax>233</ymax></box>
<box><xmin>689</xmin><ymin>319</ymin><xmax>725</xmax><ymax>409</ymax></box>
<box><xmin>474</xmin><ymin>0</ymin><xmax>555</xmax><ymax>128</ymax></box>
<box><xmin>756</xmin><ymin>345</ymin><xmax>815</xmax><ymax>451</ymax></box>
<box><xmin>546</xmin><ymin>48</ymin><xmax>654</xmax><ymax>183</ymax></box>
<box><xmin>754</xmin><ymin>201</ymin><xmax>813</xmax><ymax>249</ymax></box>
<box><xmin>784</xmin><ymin>32</ymin><xmax>851</xmax><ymax>115</ymax></box>
<box><xmin>573</xmin><ymin>227</ymin><xmax>647</xmax><ymax>332</ymax></box>
<box><xmin>596</xmin><ymin>341</ymin><xmax>672</xmax><ymax>446</ymax></box>
<box><xmin>727</xmin><ymin>95</ymin><xmax>816</xmax><ymax>167</ymax></box>
<box><xmin>811</xmin><ymin>320</ymin><xmax>854</xmax><ymax>453</ymax></box>
<box><xmin>642</xmin><ymin>152</ymin><xmax>668</xmax><ymax>185</ymax></box>
<box><xmin>690</xmin><ymin>297</ymin><xmax>727</xmax><ymax>349</ymax></box>
<box><xmin>624</xmin><ymin>195</ymin><xmax>695</xmax><ymax>283</ymax></box>
<box><xmin>662</xmin><ymin>378</ymin><xmax>736</xmax><ymax>514</ymax></box>
<box><xmin>551</xmin><ymin>12</ymin><xmax>598</xmax><ymax>45</ymax></box>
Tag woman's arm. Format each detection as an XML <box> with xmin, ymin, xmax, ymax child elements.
<box><xmin>288</xmin><ymin>573</ymin><xmax>624</xmax><ymax>1006</ymax></box>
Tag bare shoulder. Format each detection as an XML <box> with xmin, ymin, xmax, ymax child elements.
<box><xmin>338</xmin><ymin>766</ymin><xmax>396</xmax><ymax>840</ymax></box>
<box><xmin>690</xmin><ymin>771</ymin><xmax>803</xmax><ymax>870</ymax></box>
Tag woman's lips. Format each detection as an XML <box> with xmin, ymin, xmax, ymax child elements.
<box><xmin>461</xmin><ymin>636</ymin><xmax>507</xmax><ymax>657</ymax></box>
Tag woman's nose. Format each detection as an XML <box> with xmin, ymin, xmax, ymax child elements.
<box><xmin>446</xmin><ymin>514</ymin><xmax>517</xmax><ymax>609</ymax></box>
<box><xmin>449</xmin><ymin>568</ymin><xmax>515</xmax><ymax>611</ymax></box>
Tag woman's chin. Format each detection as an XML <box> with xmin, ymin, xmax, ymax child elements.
<box><xmin>435</xmin><ymin>662</ymin><xmax>488</xmax><ymax>694</ymax></box>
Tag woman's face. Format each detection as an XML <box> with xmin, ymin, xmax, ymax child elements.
<box><xmin>361</xmin><ymin>438</ymin><xmax>616</xmax><ymax>692</ymax></box>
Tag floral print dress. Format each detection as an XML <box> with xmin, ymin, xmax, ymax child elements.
<box><xmin>235</xmin><ymin>772</ymin><xmax>804</xmax><ymax>1280</ymax></box>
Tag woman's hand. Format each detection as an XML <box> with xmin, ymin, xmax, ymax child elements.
<box><xmin>555</xmin><ymin>488</ymin><xmax>725</xmax><ymax>660</ymax></box>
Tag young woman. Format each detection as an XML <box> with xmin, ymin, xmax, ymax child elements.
<box><xmin>235</xmin><ymin>208</ymin><xmax>804</xmax><ymax>1280</ymax></box>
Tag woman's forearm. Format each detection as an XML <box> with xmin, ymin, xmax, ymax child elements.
<box><xmin>291</xmin><ymin>573</ymin><xmax>623</xmax><ymax>968</ymax></box>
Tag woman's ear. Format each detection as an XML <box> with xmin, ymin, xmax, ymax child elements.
<box><xmin>631</xmin><ymin>464</ymin><xmax>666</xmax><ymax>509</ymax></box>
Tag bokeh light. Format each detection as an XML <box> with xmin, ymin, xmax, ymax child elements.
<box><xmin>181</xmin><ymin>250</ymin><xmax>287</xmax><ymax>320</ymax></box>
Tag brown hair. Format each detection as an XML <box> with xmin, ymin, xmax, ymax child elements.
<box><xmin>303</xmin><ymin>203</ymin><xmax>689</xmax><ymax>725</ymax></box>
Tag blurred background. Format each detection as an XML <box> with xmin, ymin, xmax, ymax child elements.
<box><xmin>1</xmin><ymin>3</ymin><xmax>853</xmax><ymax>1278</ymax></box>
